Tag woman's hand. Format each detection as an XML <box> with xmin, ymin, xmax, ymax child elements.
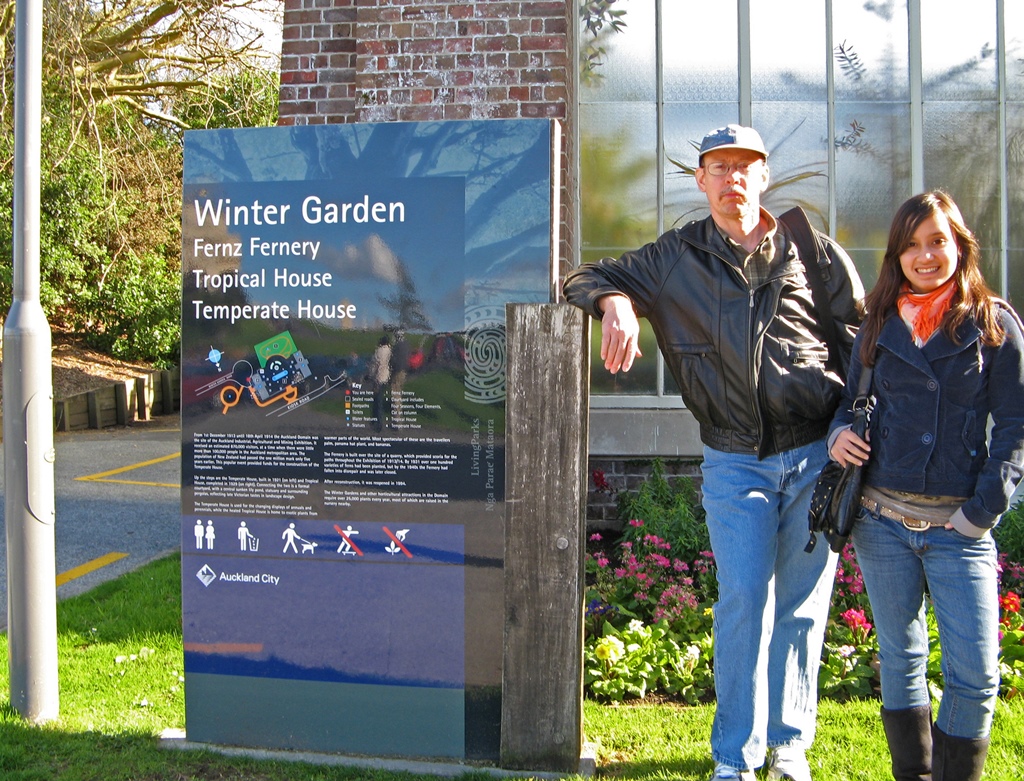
<box><xmin>830</xmin><ymin>427</ymin><xmax>871</xmax><ymax>467</ymax></box>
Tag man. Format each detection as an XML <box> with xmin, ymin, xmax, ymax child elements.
<box><xmin>563</xmin><ymin>125</ymin><xmax>863</xmax><ymax>781</ymax></box>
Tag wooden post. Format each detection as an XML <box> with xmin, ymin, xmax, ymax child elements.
<box><xmin>86</xmin><ymin>390</ymin><xmax>100</xmax><ymax>429</ymax></box>
<box><xmin>114</xmin><ymin>380</ymin><xmax>128</xmax><ymax>426</ymax></box>
<box><xmin>136</xmin><ymin>375</ymin><xmax>152</xmax><ymax>420</ymax></box>
<box><xmin>160</xmin><ymin>369</ymin><xmax>175</xmax><ymax>415</ymax></box>
<box><xmin>501</xmin><ymin>303</ymin><xmax>589</xmax><ymax>772</ymax></box>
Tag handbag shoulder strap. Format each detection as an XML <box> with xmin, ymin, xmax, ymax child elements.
<box><xmin>850</xmin><ymin>366</ymin><xmax>874</xmax><ymax>436</ymax></box>
<box><xmin>855</xmin><ymin>365</ymin><xmax>873</xmax><ymax>398</ymax></box>
<box><xmin>779</xmin><ymin>206</ymin><xmax>841</xmax><ymax>374</ymax></box>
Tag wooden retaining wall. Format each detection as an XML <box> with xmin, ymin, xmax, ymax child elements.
<box><xmin>53</xmin><ymin>367</ymin><xmax>180</xmax><ymax>432</ymax></box>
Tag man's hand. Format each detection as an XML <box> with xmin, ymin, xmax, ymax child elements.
<box><xmin>599</xmin><ymin>294</ymin><xmax>642</xmax><ymax>373</ymax></box>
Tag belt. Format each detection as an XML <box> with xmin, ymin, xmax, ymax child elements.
<box><xmin>859</xmin><ymin>496</ymin><xmax>946</xmax><ymax>531</ymax></box>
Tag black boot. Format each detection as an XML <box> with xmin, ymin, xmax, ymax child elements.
<box><xmin>931</xmin><ymin>724</ymin><xmax>989</xmax><ymax>781</ymax></box>
<box><xmin>880</xmin><ymin>706</ymin><xmax>932</xmax><ymax>780</ymax></box>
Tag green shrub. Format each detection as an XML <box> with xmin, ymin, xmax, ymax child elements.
<box><xmin>584</xmin><ymin>619</ymin><xmax>714</xmax><ymax>703</ymax></box>
<box><xmin>617</xmin><ymin>458</ymin><xmax>710</xmax><ymax>563</ymax></box>
<box><xmin>0</xmin><ymin>99</ymin><xmax>182</xmax><ymax>364</ymax></box>
<box><xmin>74</xmin><ymin>250</ymin><xmax>181</xmax><ymax>365</ymax></box>
<box><xmin>995</xmin><ymin>500</ymin><xmax>1024</xmax><ymax>565</ymax></box>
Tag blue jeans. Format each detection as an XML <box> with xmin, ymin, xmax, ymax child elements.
<box><xmin>851</xmin><ymin>506</ymin><xmax>1000</xmax><ymax>739</ymax></box>
<box><xmin>700</xmin><ymin>440</ymin><xmax>837</xmax><ymax>771</ymax></box>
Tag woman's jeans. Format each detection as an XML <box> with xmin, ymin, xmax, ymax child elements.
<box><xmin>851</xmin><ymin>506</ymin><xmax>1000</xmax><ymax>739</ymax></box>
<box><xmin>700</xmin><ymin>440</ymin><xmax>837</xmax><ymax>771</ymax></box>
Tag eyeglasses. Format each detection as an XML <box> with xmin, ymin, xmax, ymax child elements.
<box><xmin>702</xmin><ymin>160</ymin><xmax>764</xmax><ymax>177</ymax></box>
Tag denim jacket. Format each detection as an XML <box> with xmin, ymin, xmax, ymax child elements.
<box><xmin>829</xmin><ymin>304</ymin><xmax>1024</xmax><ymax>533</ymax></box>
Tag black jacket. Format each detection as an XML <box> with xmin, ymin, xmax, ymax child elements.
<box><xmin>563</xmin><ymin>215</ymin><xmax>863</xmax><ymax>457</ymax></box>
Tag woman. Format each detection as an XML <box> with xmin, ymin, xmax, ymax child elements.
<box><xmin>829</xmin><ymin>191</ymin><xmax>1024</xmax><ymax>781</ymax></box>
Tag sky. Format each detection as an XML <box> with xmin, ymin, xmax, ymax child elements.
<box><xmin>233</xmin><ymin>1</ymin><xmax>283</xmax><ymax>60</ymax></box>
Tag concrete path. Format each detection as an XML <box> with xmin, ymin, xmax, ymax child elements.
<box><xmin>0</xmin><ymin>422</ymin><xmax>182</xmax><ymax>628</ymax></box>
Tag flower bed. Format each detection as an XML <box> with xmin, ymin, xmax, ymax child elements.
<box><xmin>583</xmin><ymin>460</ymin><xmax>1024</xmax><ymax>703</ymax></box>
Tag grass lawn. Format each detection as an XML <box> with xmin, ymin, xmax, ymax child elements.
<box><xmin>1</xmin><ymin>553</ymin><xmax>1022</xmax><ymax>780</ymax></box>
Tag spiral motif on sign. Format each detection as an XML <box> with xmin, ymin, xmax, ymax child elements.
<box><xmin>464</xmin><ymin>305</ymin><xmax>506</xmax><ymax>405</ymax></box>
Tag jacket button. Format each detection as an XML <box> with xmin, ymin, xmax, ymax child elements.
<box><xmin>927</xmin><ymin>380</ymin><xmax>938</xmax><ymax>391</ymax></box>
<box><xmin>922</xmin><ymin>433</ymin><xmax>933</xmax><ymax>444</ymax></box>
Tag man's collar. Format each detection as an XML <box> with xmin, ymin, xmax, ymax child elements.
<box><xmin>713</xmin><ymin>207</ymin><xmax>776</xmax><ymax>253</ymax></box>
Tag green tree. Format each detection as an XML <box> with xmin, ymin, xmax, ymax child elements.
<box><xmin>0</xmin><ymin>0</ymin><xmax>281</xmax><ymax>362</ymax></box>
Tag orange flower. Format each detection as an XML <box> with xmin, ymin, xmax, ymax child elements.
<box><xmin>1001</xmin><ymin>592</ymin><xmax>1021</xmax><ymax>614</ymax></box>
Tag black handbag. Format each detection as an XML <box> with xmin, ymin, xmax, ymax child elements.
<box><xmin>806</xmin><ymin>366</ymin><xmax>873</xmax><ymax>553</ymax></box>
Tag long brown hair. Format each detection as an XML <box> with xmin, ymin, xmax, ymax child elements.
<box><xmin>859</xmin><ymin>190</ymin><xmax>1004</xmax><ymax>366</ymax></box>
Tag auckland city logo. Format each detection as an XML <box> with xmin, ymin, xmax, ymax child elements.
<box><xmin>196</xmin><ymin>564</ymin><xmax>217</xmax><ymax>587</ymax></box>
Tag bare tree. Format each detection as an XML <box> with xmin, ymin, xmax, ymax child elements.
<box><xmin>0</xmin><ymin>0</ymin><xmax>278</xmax><ymax>128</ymax></box>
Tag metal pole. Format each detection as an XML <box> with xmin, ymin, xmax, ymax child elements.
<box><xmin>4</xmin><ymin>0</ymin><xmax>58</xmax><ymax>722</ymax></box>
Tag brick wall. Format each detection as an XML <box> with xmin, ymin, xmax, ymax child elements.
<box><xmin>279</xmin><ymin>0</ymin><xmax>358</xmax><ymax>125</ymax></box>
<box><xmin>586</xmin><ymin>458</ymin><xmax>704</xmax><ymax>533</ymax></box>
<box><xmin>280</xmin><ymin>1</ymin><xmax>570</xmax><ymax>125</ymax></box>
<box><xmin>355</xmin><ymin>0</ymin><xmax>569</xmax><ymax>124</ymax></box>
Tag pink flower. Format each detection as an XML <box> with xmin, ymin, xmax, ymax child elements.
<box><xmin>589</xmin><ymin>532</ymin><xmax>603</xmax><ymax>542</ymax></box>
<box><xmin>842</xmin><ymin>607</ymin><xmax>870</xmax><ymax>629</ymax></box>
<box><xmin>842</xmin><ymin>607</ymin><xmax>873</xmax><ymax>643</ymax></box>
<box><xmin>629</xmin><ymin>519</ymin><xmax>644</xmax><ymax>528</ymax></box>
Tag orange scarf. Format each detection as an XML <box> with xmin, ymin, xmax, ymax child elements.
<box><xmin>897</xmin><ymin>279</ymin><xmax>956</xmax><ymax>347</ymax></box>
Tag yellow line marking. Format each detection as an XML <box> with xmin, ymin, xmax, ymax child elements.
<box><xmin>56</xmin><ymin>552</ymin><xmax>129</xmax><ymax>587</ymax></box>
<box><xmin>76</xmin><ymin>452</ymin><xmax>180</xmax><ymax>487</ymax></box>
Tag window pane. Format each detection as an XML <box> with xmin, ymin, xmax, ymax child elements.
<box><xmin>580</xmin><ymin>0</ymin><xmax>657</xmax><ymax>102</ymax></box>
<box><xmin>587</xmin><ymin>320</ymin><xmax>659</xmax><ymax>396</ymax></box>
<box><xmin>752</xmin><ymin>102</ymin><xmax>829</xmax><ymax>219</ymax></box>
<box><xmin>662</xmin><ymin>1</ymin><xmax>738</xmax><ymax>101</ymax></box>
<box><xmin>751</xmin><ymin>0</ymin><xmax>826</xmax><ymax>100</ymax></box>
<box><xmin>832</xmin><ymin>0</ymin><xmax>909</xmax><ymax>101</ymax></box>
<box><xmin>1008</xmin><ymin>251</ymin><xmax>1024</xmax><ymax>312</ymax></box>
<box><xmin>834</xmin><ymin>102</ymin><xmax>912</xmax><ymax>251</ymax></box>
<box><xmin>923</xmin><ymin>103</ymin><xmax>1001</xmax><ymax>255</ymax></box>
<box><xmin>1008</xmin><ymin>1</ymin><xmax>1024</xmax><ymax>100</ymax></box>
<box><xmin>579</xmin><ymin>103</ymin><xmax>659</xmax><ymax>259</ymax></box>
<box><xmin>1007</xmin><ymin>102</ymin><xmax>1024</xmax><ymax>307</ymax></box>
<box><xmin>922</xmin><ymin>0</ymin><xmax>997</xmax><ymax>100</ymax></box>
<box><xmin>847</xmin><ymin>248</ymin><xmax>883</xmax><ymax>300</ymax></box>
<box><xmin>578</xmin><ymin>98</ymin><xmax>659</xmax><ymax>397</ymax></box>
<box><xmin>1010</xmin><ymin>102</ymin><xmax>1024</xmax><ymax>252</ymax></box>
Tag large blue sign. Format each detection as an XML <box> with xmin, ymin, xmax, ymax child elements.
<box><xmin>179</xmin><ymin>120</ymin><xmax>556</xmax><ymax>759</ymax></box>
